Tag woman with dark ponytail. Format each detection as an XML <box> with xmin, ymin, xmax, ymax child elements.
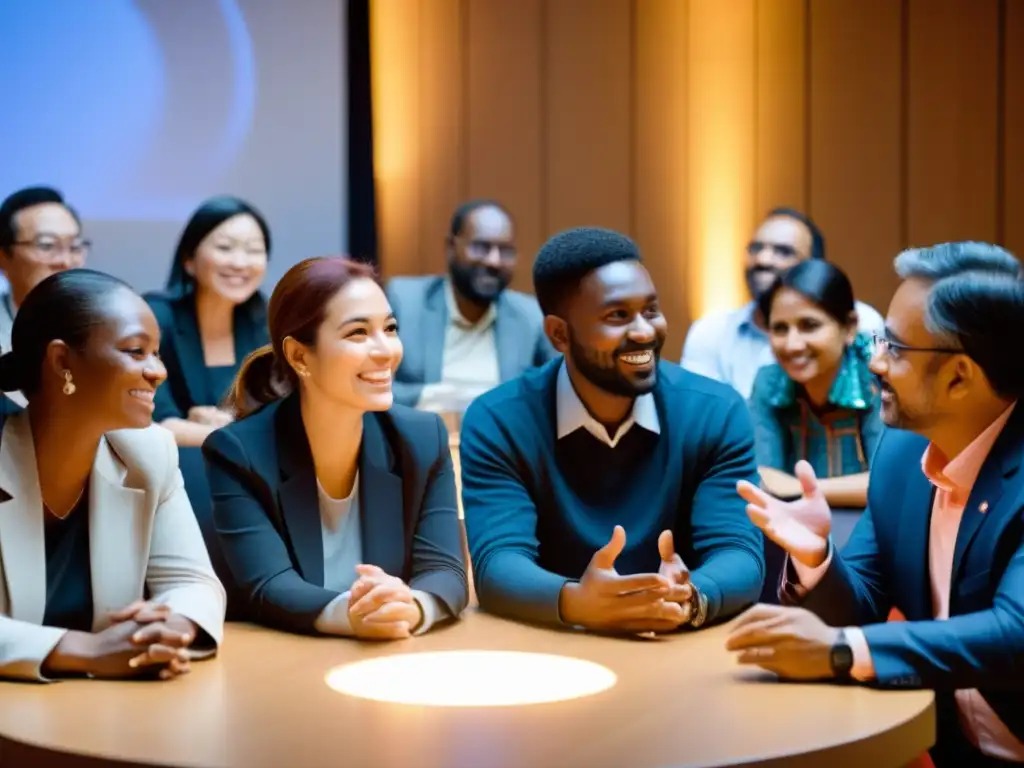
<box><xmin>203</xmin><ymin>257</ymin><xmax>468</xmax><ymax>637</ymax></box>
<box><xmin>0</xmin><ymin>269</ymin><xmax>225</xmax><ymax>682</ymax></box>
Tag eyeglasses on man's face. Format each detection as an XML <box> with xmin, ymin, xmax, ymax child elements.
<box><xmin>12</xmin><ymin>235</ymin><xmax>90</xmax><ymax>264</ymax></box>
<box><xmin>871</xmin><ymin>333</ymin><xmax>961</xmax><ymax>360</ymax></box>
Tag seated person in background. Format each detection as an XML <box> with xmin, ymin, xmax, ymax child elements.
<box><xmin>461</xmin><ymin>227</ymin><xmax>764</xmax><ymax>633</ymax></box>
<box><xmin>0</xmin><ymin>270</ymin><xmax>225</xmax><ymax>682</ymax></box>
<box><xmin>145</xmin><ymin>196</ymin><xmax>270</xmax><ymax>448</ymax></box>
<box><xmin>0</xmin><ymin>186</ymin><xmax>90</xmax><ymax>408</ymax></box>
<box><xmin>749</xmin><ymin>259</ymin><xmax>882</xmax><ymax>510</ymax></box>
<box><xmin>386</xmin><ymin>199</ymin><xmax>557</xmax><ymax>412</ymax></box>
<box><xmin>726</xmin><ymin>242</ymin><xmax>1024</xmax><ymax>767</ymax></box>
<box><xmin>681</xmin><ymin>207</ymin><xmax>884</xmax><ymax>399</ymax></box>
<box><xmin>203</xmin><ymin>257</ymin><xmax>468</xmax><ymax>638</ymax></box>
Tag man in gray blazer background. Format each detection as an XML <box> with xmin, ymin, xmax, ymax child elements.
<box><xmin>386</xmin><ymin>199</ymin><xmax>558</xmax><ymax>411</ymax></box>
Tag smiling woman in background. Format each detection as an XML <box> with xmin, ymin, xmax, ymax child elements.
<box><xmin>748</xmin><ymin>259</ymin><xmax>882</xmax><ymax>509</ymax></box>
<box><xmin>0</xmin><ymin>270</ymin><xmax>225</xmax><ymax>682</ymax></box>
<box><xmin>202</xmin><ymin>257</ymin><xmax>468</xmax><ymax>638</ymax></box>
<box><xmin>145</xmin><ymin>196</ymin><xmax>271</xmax><ymax>448</ymax></box>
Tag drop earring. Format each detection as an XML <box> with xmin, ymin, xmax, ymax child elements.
<box><xmin>62</xmin><ymin>370</ymin><xmax>76</xmax><ymax>395</ymax></box>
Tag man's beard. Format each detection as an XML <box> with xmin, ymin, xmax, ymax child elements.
<box><xmin>569</xmin><ymin>333</ymin><xmax>662</xmax><ymax>398</ymax></box>
<box><xmin>745</xmin><ymin>266</ymin><xmax>778</xmax><ymax>300</ymax></box>
<box><xmin>450</xmin><ymin>261</ymin><xmax>509</xmax><ymax>305</ymax></box>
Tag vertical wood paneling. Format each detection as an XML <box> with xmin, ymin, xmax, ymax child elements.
<box><xmin>688</xmin><ymin>0</ymin><xmax>756</xmax><ymax>318</ymax></box>
<box><xmin>545</xmin><ymin>0</ymin><xmax>633</xmax><ymax>235</ymax></box>
<box><xmin>416</xmin><ymin>0</ymin><xmax>466</xmax><ymax>274</ymax></box>
<box><xmin>634</xmin><ymin>0</ymin><xmax>690</xmax><ymax>359</ymax></box>
<box><xmin>755</xmin><ymin>0</ymin><xmax>807</xmax><ymax>215</ymax></box>
<box><xmin>1004</xmin><ymin>0</ymin><xmax>1024</xmax><ymax>257</ymax></box>
<box><xmin>906</xmin><ymin>0</ymin><xmax>1000</xmax><ymax>247</ymax></box>
<box><xmin>369</xmin><ymin>0</ymin><xmax>422</xmax><ymax>278</ymax></box>
<box><xmin>809</xmin><ymin>0</ymin><xmax>903</xmax><ymax>314</ymax></box>
<box><xmin>465</xmin><ymin>0</ymin><xmax>544</xmax><ymax>292</ymax></box>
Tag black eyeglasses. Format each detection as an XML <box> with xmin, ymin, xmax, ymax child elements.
<box><xmin>747</xmin><ymin>240</ymin><xmax>799</xmax><ymax>259</ymax></box>
<box><xmin>872</xmin><ymin>334</ymin><xmax>961</xmax><ymax>359</ymax></box>
<box><xmin>461</xmin><ymin>239</ymin><xmax>516</xmax><ymax>262</ymax></box>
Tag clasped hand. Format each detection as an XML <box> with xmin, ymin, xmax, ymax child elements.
<box><xmin>559</xmin><ymin>525</ymin><xmax>695</xmax><ymax>634</ymax></box>
<box><xmin>347</xmin><ymin>564</ymin><xmax>423</xmax><ymax>640</ymax></box>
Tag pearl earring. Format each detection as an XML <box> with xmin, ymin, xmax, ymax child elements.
<box><xmin>62</xmin><ymin>370</ymin><xmax>76</xmax><ymax>396</ymax></box>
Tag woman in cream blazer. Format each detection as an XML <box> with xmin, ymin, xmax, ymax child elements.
<box><xmin>0</xmin><ymin>269</ymin><xmax>225</xmax><ymax>682</ymax></box>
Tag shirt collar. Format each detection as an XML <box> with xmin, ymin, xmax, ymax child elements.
<box><xmin>444</xmin><ymin>279</ymin><xmax>497</xmax><ymax>331</ymax></box>
<box><xmin>556</xmin><ymin>360</ymin><xmax>660</xmax><ymax>448</ymax></box>
<box><xmin>921</xmin><ymin>402</ymin><xmax>1017</xmax><ymax>503</ymax></box>
<box><xmin>735</xmin><ymin>301</ymin><xmax>766</xmax><ymax>338</ymax></box>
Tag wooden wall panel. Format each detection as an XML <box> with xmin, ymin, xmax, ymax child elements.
<box><xmin>416</xmin><ymin>0</ymin><xmax>466</xmax><ymax>275</ymax></box>
<box><xmin>755</xmin><ymin>0</ymin><xmax>807</xmax><ymax>215</ymax></box>
<box><xmin>906</xmin><ymin>0</ymin><xmax>1000</xmax><ymax>247</ymax></box>
<box><xmin>634</xmin><ymin>0</ymin><xmax>690</xmax><ymax>359</ymax></box>
<box><xmin>809</xmin><ymin>0</ymin><xmax>903</xmax><ymax>314</ymax></box>
<box><xmin>545</xmin><ymin>0</ymin><xmax>633</xmax><ymax>235</ymax></box>
<box><xmin>1005</xmin><ymin>0</ymin><xmax>1024</xmax><ymax>258</ymax></box>
<box><xmin>465</xmin><ymin>0</ymin><xmax>544</xmax><ymax>292</ymax></box>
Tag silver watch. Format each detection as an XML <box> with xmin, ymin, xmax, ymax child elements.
<box><xmin>689</xmin><ymin>587</ymin><xmax>709</xmax><ymax>628</ymax></box>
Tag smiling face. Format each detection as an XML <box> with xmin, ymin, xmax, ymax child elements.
<box><xmin>187</xmin><ymin>213</ymin><xmax>268</xmax><ymax>305</ymax></box>
<box><xmin>59</xmin><ymin>287</ymin><xmax>168</xmax><ymax>429</ymax></box>
<box><xmin>767</xmin><ymin>287</ymin><xmax>854</xmax><ymax>392</ymax></box>
<box><xmin>287</xmin><ymin>278</ymin><xmax>403</xmax><ymax>412</ymax></box>
<box><xmin>448</xmin><ymin>205</ymin><xmax>515</xmax><ymax>304</ymax></box>
<box><xmin>555</xmin><ymin>260</ymin><xmax>667</xmax><ymax>397</ymax></box>
<box><xmin>745</xmin><ymin>215</ymin><xmax>813</xmax><ymax>299</ymax></box>
<box><xmin>5</xmin><ymin>203</ymin><xmax>85</xmax><ymax>305</ymax></box>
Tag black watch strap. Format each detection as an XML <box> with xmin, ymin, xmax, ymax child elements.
<box><xmin>830</xmin><ymin>628</ymin><xmax>854</xmax><ymax>680</ymax></box>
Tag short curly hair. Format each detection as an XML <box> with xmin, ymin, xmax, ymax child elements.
<box><xmin>532</xmin><ymin>227</ymin><xmax>642</xmax><ymax>316</ymax></box>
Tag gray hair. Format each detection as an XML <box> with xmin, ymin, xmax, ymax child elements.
<box><xmin>893</xmin><ymin>241</ymin><xmax>1024</xmax><ymax>397</ymax></box>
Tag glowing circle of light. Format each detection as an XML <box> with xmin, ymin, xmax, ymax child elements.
<box><xmin>324</xmin><ymin>651</ymin><xmax>616</xmax><ymax>707</ymax></box>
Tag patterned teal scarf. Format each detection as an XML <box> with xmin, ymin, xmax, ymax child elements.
<box><xmin>766</xmin><ymin>332</ymin><xmax>877</xmax><ymax>411</ymax></box>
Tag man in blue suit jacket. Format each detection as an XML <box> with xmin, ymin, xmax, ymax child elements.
<box><xmin>726</xmin><ymin>241</ymin><xmax>1024</xmax><ymax>767</ymax></box>
<box><xmin>461</xmin><ymin>227</ymin><xmax>764</xmax><ymax>634</ymax></box>
<box><xmin>385</xmin><ymin>200</ymin><xmax>557</xmax><ymax>410</ymax></box>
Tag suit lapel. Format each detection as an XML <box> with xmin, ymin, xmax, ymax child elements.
<box><xmin>423</xmin><ymin>280</ymin><xmax>448</xmax><ymax>383</ymax></box>
<box><xmin>172</xmin><ymin>297</ymin><xmax>210</xmax><ymax>407</ymax></box>
<box><xmin>0</xmin><ymin>414</ymin><xmax>47</xmax><ymax>623</ymax></box>
<box><xmin>951</xmin><ymin>411</ymin><xmax>1023</xmax><ymax>584</ymax></box>
<box><xmin>274</xmin><ymin>396</ymin><xmax>325</xmax><ymax>586</ymax></box>
<box><xmin>358</xmin><ymin>413</ymin><xmax>405</xmax><ymax>577</ymax></box>
<box><xmin>89</xmin><ymin>437</ymin><xmax>147</xmax><ymax>626</ymax></box>
<box><xmin>897</xmin><ymin>466</ymin><xmax>936</xmax><ymax>620</ymax></box>
<box><xmin>493</xmin><ymin>295</ymin><xmax>519</xmax><ymax>383</ymax></box>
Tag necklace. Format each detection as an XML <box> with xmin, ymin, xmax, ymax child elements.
<box><xmin>43</xmin><ymin>488</ymin><xmax>86</xmax><ymax>520</ymax></box>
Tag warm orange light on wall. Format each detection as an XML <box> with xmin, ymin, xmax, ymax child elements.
<box><xmin>687</xmin><ymin>1</ymin><xmax>756</xmax><ymax>318</ymax></box>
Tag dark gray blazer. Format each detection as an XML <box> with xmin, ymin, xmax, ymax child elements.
<box><xmin>202</xmin><ymin>394</ymin><xmax>469</xmax><ymax>634</ymax></box>
<box><xmin>385</xmin><ymin>276</ymin><xmax>559</xmax><ymax>406</ymax></box>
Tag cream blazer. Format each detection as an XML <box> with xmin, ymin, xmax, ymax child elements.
<box><xmin>0</xmin><ymin>413</ymin><xmax>226</xmax><ymax>681</ymax></box>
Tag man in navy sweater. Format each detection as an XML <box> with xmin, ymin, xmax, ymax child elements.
<box><xmin>460</xmin><ymin>227</ymin><xmax>765</xmax><ymax>632</ymax></box>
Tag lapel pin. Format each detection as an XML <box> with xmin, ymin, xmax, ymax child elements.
<box><xmin>979</xmin><ymin>501</ymin><xmax>989</xmax><ymax>513</ymax></box>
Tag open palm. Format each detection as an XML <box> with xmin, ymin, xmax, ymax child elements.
<box><xmin>737</xmin><ymin>460</ymin><xmax>832</xmax><ymax>567</ymax></box>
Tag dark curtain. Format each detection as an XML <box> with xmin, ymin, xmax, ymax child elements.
<box><xmin>347</xmin><ymin>0</ymin><xmax>378</xmax><ymax>264</ymax></box>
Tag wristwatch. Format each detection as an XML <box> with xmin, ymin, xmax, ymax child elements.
<box><xmin>830</xmin><ymin>628</ymin><xmax>854</xmax><ymax>680</ymax></box>
<box><xmin>688</xmin><ymin>585</ymin><xmax>708</xmax><ymax>628</ymax></box>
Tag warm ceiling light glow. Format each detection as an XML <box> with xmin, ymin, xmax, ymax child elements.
<box><xmin>325</xmin><ymin>651</ymin><xmax>616</xmax><ymax>707</ymax></box>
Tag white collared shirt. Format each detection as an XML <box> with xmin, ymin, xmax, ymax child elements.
<box><xmin>416</xmin><ymin>280</ymin><xmax>501</xmax><ymax>412</ymax></box>
<box><xmin>555</xmin><ymin>361</ymin><xmax>660</xmax><ymax>448</ymax></box>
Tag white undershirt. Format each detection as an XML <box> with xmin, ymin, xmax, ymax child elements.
<box><xmin>312</xmin><ymin>473</ymin><xmax>447</xmax><ymax>635</ymax></box>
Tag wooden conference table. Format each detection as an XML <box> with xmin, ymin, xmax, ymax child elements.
<box><xmin>0</xmin><ymin>611</ymin><xmax>933</xmax><ymax>768</ymax></box>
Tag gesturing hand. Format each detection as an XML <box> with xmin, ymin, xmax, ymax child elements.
<box><xmin>559</xmin><ymin>526</ymin><xmax>686</xmax><ymax>634</ymax></box>
<box><xmin>657</xmin><ymin>530</ymin><xmax>693</xmax><ymax>622</ymax></box>
<box><xmin>725</xmin><ymin>603</ymin><xmax>840</xmax><ymax>680</ymax></box>
<box><xmin>737</xmin><ymin>460</ymin><xmax>832</xmax><ymax>568</ymax></box>
<box><xmin>348</xmin><ymin>564</ymin><xmax>423</xmax><ymax>641</ymax></box>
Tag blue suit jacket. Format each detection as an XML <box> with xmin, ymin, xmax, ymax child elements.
<box><xmin>787</xmin><ymin>407</ymin><xmax>1024</xmax><ymax>753</ymax></box>
<box><xmin>385</xmin><ymin>276</ymin><xmax>559</xmax><ymax>406</ymax></box>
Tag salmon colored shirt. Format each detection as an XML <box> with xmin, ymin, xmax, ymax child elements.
<box><xmin>794</xmin><ymin>403</ymin><xmax>1023</xmax><ymax>761</ymax></box>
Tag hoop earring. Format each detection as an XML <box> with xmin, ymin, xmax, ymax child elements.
<box><xmin>62</xmin><ymin>370</ymin><xmax>76</xmax><ymax>396</ymax></box>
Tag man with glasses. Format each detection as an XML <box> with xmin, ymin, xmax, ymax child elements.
<box><xmin>386</xmin><ymin>199</ymin><xmax>557</xmax><ymax>412</ymax></box>
<box><xmin>680</xmin><ymin>207</ymin><xmax>884</xmax><ymax>398</ymax></box>
<box><xmin>725</xmin><ymin>242</ymin><xmax>1024</xmax><ymax>767</ymax></box>
<box><xmin>0</xmin><ymin>186</ymin><xmax>89</xmax><ymax>407</ymax></box>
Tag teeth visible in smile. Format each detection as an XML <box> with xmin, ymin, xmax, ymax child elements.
<box><xmin>620</xmin><ymin>351</ymin><xmax>653</xmax><ymax>365</ymax></box>
<box><xmin>130</xmin><ymin>389</ymin><xmax>154</xmax><ymax>400</ymax></box>
<box><xmin>360</xmin><ymin>370</ymin><xmax>392</xmax><ymax>383</ymax></box>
